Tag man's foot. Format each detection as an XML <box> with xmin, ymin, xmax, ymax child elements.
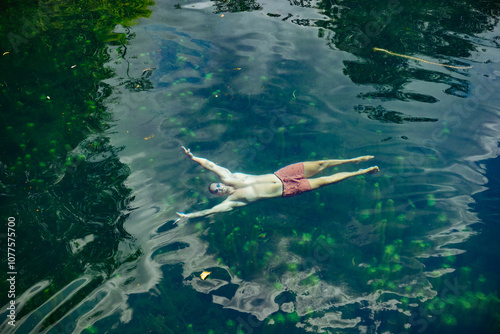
<box><xmin>361</xmin><ymin>166</ymin><xmax>379</xmax><ymax>174</ymax></box>
<box><xmin>352</xmin><ymin>155</ymin><xmax>375</xmax><ymax>164</ymax></box>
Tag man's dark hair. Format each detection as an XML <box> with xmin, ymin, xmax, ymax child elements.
<box><xmin>208</xmin><ymin>183</ymin><xmax>217</xmax><ymax>194</ymax></box>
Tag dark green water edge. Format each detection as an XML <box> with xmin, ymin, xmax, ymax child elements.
<box><xmin>1</xmin><ymin>0</ymin><xmax>500</xmax><ymax>333</ymax></box>
<box><xmin>0</xmin><ymin>0</ymin><xmax>152</xmax><ymax>330</ymax></box>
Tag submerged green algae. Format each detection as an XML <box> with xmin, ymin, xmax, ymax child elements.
<box><xmin>0</xmin><ymin>0</ymin><xmax>153</xmax><ymax>329</ymax></box>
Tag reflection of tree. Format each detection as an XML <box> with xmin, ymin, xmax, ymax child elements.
<box><xmin>210</xmin><ymin>0</ymin><xmax>498</xmax><ymax>109</ymax></box>
<box><xmin>212</xmin><ymin>0</ymin><xmax>262</xmax><ymax>13</ymax></box>
<box><xmin>114</xmin><ymin>28</ymin><xmax>157</xmax><ymax>91</ymax></box>
<box><xmin>355</xmin><ymin>105</ymin><xmax>438</xmax><ymax>123</ymax></box>
<box><xmin>254</xmin><ymin>0</ymin><xmax>498</xmax><ymax>121</ymax></box>
<box><xmin>0</xmin><ymin>0</ymin><xmax>151</xmax><ymax>325</ymax></box>
<box><xmin>317</xmin><ymin>0</ymin><xmax>498</xmax><ymax>57</ymax></box>
<box><xmin>319</xmin><ymin>0</ymin><xmax>497</xmax><ymax>106</ymax></box>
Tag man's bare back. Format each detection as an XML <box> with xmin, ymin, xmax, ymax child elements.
<box><xmin>176</xmin><ymin>147</ymin><xmax>379</xmax><ymax>221</ymax></box>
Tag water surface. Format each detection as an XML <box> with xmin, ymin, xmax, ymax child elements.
<box><xmin>1</xmin><ymin>0</ymin><xmax>500</xmax><ymax>333</ymax></box>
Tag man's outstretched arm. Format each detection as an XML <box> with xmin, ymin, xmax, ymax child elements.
<box><xmin>177</xmin><ymin>199</ymin><xmax>247</xmax><ymax>219</ymax></box>
<box><xmin>182</xmin><ymin>146</ymin><xmax>232</xmax><ymax>181</ymax></box>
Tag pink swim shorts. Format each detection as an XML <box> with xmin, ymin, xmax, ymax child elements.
<box><xmin>274</xmin><ymin>162</ymin><xmax>312</xmax><ymax>198</ymax></box>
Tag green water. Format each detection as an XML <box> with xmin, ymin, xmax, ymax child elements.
<box><xmin>1</xmin><ymin>0</ymin><xmax>500</xmax><ymax>333</ymax></box>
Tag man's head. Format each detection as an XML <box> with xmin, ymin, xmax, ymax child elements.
<box><xmin>208</xmin><ymin>183</ymin><xmax>234</xmax><ymax>197</ymax></box>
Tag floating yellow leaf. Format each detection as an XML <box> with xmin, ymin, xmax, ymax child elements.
<box><xmin>200</xmin><ymin>271</ymin><xmax>211</xmax><ymax>280</ymax></box>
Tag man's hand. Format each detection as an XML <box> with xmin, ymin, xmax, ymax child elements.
<box><xmin>181</xmin><ymin>146</ymin><xmax>194</xmax><ymax>159</ymax></box>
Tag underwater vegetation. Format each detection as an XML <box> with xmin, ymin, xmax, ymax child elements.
<box><xmin>174</xmin><ymin>171</ymin><xmax>500</xmax><ymax>333</ymax></box>
<box><xmin>0</xmin><ymin>0</ymin><xmax>153</xmax><ymax>328</ymax></box>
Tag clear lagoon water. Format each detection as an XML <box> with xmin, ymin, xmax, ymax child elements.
<box><xmin>1</xmin><ymin>0</ymin><xmax>500</xmax><ymax>333</ymax></box>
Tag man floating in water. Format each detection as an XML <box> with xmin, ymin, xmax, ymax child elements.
<box><xmin>176</xmin><ymin>146</ymin><xmax>379</xmax><ymax>220</ymax></box>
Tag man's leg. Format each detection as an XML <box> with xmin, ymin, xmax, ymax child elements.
<box><xmin>302</xmin><ymin>156</ymin><xmax>374</xmax><ymax>178</ymax></box>
<box><xmin>307</xmin><ymin>166</ymin><xmax>379</xmax><ymax>190</ymax></box>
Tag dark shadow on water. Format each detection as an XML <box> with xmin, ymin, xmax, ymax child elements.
<box><xmin>355</xmin><ymin>105</ymin><xmax>438</xmax><ymax>123</ymax></box>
